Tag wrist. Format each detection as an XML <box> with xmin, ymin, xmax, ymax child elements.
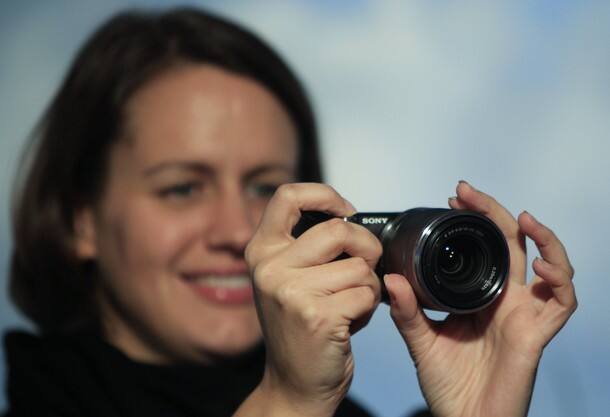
<box><xmin>235</xmin><ymin>373</ymin><xmax>339</xmax><ymax>417</ymax></box>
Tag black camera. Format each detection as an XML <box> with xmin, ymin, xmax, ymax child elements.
<box><xmin>293</xmin><ymin>208</ymin><xmax>510</xmax><ymax>313</ymax></box>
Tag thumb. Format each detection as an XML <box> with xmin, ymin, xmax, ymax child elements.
<box><xmin>384</xmin><ymin>274</ymin><xmax>436</xmax><ymax>360</ymax></box>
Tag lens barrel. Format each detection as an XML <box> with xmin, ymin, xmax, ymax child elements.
<box><xmin>293</xmin><ymin>208</ymin><xmax>510</xmax><ymax>313</ymax></box>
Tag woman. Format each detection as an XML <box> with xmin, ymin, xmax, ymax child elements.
<box><xmin>5</xmin><ymin>7</ymin><xmax>362</xmax><ymax>416</ymax></box>
<box><xmin>4</xmin><ymin>6</ymin><xmax>576</xmax><ymax>417</ymax></box>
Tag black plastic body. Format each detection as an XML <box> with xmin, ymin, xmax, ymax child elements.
<box><xmin>293</xmin><ymin>208</ymin><xmax>510</xmax><ymax>314</ymax></box>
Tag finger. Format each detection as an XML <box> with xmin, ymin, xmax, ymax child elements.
<box><xmin>298</xmin><ymin>257</ymin><xmax>381</xmax><ymax>299</ymax></box>
<box><xmin>455</xmin><ymin>181</ymin><xmax>522</xmax><ymax>243</ymax></box>
<box><xmin>520</xmin><ymin>210</ymin><xmax>577</xmax><ymax>341</ymax></box>
<box><xmin>257</xmin><ymin>183</ymin><xmax>356</xmax><ymax>242</ymax></box>
<box><xmin>384</xmin><ymin>274</ymin><xmax>436</xmax><ymax>360</ymax></box>
<box><xmin>322</xmin><ymin>286</ymin><xmax>379</xmax><ymax>335</ymax></box>
<box><xmin>532</xmin><ymin>258</ymin><xmax>578</xmax><ymax>341</ymax></box>
<box><xmin>246</xmin><ymin>183</ymin><xmax>355</xmax><ymax>266</ymax></box>
<box><xmin>532</xmin><ymin>257</ymin><xmax>577</xmax><ymax>309</ymax></box>
<box><xmin>448</xmin><ymin>196</ymin><xmax>467</xmax><ymax>210</ymax></box>
<box><xmin>518</xmin><ymin>211</ymin><xmax>574</xmax><ymax>278</ymax></box>
<box><xmin>282</xmin><ymin>218</ymin><xmax>382</xmax><ymax>269</ymax></box>
<box><xmin>454</xmin><ymin>181</ymin><xmax>527</xmax><ymax>283</ymax></box>
<box><xmin>253</xmin><ymin>254</ymin><xmax>381</xmax><ymax>314</ymax></box>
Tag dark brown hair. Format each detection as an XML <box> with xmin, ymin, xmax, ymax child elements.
<box><xmin>10</xmin><ymin>7</ymin><xmax>321</xmax><ymax>334</ymax></box>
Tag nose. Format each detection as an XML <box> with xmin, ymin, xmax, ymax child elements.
<box><xmin>207</xmin><ymin>188</ymin><xmax>255</xmax><ymax>254</ymax></box>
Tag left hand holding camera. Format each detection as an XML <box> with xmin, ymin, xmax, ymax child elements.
<box><xmin>385</xmin><ymin>180</ymin><xmax>577</xmax><ymax>417</ymax></box>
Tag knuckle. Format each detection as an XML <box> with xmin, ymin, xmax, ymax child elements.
<box><xmin>350</xmin><ymin>256</ymin><xmax>371</xmax><ymax>277</ymax></box>
<box><xmin>244</xmin><ymin>240</ymin><xmax>258</xmax><ymax>266</ymax></box>
<box><xmin>275</xmin><ymin>280</ymin><xmax>301</xmax><ymax>307</ymax></box>
<box><xmin>359</xmin><ymin>286</ymin><xmax>377</xmax><ymax>307</ymax></box>
<box><xmin>372</xmin><ymin>236</ymin><xmax>383</xmax><ymax>259</ymax></box>
<box><xmin>300</xmin><ymin>304</ymin><xmax>326</xmax><ymax>333</ymax></box>
<box><xmin>252</xmin><ymin>259</ymin><xmax>277</xmax><ymax>291</ymax></box>
<box><xmin>567</xmin><ymin>263</ymin><xmax>575</xmax><ymax>278</ymax></box>
<box><xmin>321</xmin><ymin>183</ymin><xmax>338</xmax><ymax>195</ymax></box>
<box><xmin>275</xmin><ymin>183</ymin><xmax>299</xmax><ymax>204</ymax></box>
<box><xmin>326</xmin><ymin>217</ymin><xmax>350</xmax><ymax>241</ymax></box>
<box><xmin>370</xmin><ymin>273</ymin><xmax>382</xmax><ymax>295</ymax></box>
<box><xmin>569</xmin><ymin>284</ymin><xmax>578</xmax><ymax>309</ymax></box>
<box><xmin>560</xmin><ymin>298</ymin><xmax>578</xmax><ymax>318</ymax></box>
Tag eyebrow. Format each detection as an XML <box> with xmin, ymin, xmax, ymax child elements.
<box><xmin>143</xmin><ymin>161</ymin><xmax>295</xmax><ymax>180</ymax></box>
<box><xmin>243</xmin><ymin>164</ymin><xmax>295</xmax><ymax>181</ymax></box>
<box><xmin>143</xmin><ymin>161</ymin><xmax>213</xmax><ymax>177</ymax></box>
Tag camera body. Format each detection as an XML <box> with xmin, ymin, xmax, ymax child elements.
<box><xmin>293</xmin><ymin>208</ymin><xmax>510</xmax><ymax>314</ymax></box>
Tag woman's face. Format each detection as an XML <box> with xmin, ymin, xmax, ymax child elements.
<box><xmin>76</xmin><ymin>64</ymin><xmax>298</xmax><ymax>364</ymax></box>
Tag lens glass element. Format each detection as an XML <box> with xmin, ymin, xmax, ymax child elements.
<box><xmin>434</xmin><ymin>235</ymin><xmax>488</xmax><ymax>294</ymax></box>
<box><xmin>439</xmin><ymin>244</ymin><xmax>466</xmax><ymax>276</ymax></box>
<box><xmin>437</xmin><ymin>236</ymin><xmax>483</xmax><ymax>286</ymax></box>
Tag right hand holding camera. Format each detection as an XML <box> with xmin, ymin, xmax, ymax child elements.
<box><xmin>244</xmin><ymin>183</ymin><xmax>382</xmax><ymax>417</ymax></box>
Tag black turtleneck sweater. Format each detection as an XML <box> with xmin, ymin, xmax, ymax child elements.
<box><xmin>2</xmin><ymin>330</ymin><xmax>375</xmax><ymax>417</ymax></box>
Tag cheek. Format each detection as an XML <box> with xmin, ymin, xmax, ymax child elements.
<box><xmin>250</xmin><ymin>200</ymin><xmax>271</xmax><ymax>229</ymax></box>
<box><xmin>97</xmin><ymin>200</ymin><xmax>205</xmax><ymax>280</ymax></box>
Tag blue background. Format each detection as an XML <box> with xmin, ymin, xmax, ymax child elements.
<box><xmin>1</xmin><ymin>1</ymin><xmax>609</xmax><ymax>416</ymax></box>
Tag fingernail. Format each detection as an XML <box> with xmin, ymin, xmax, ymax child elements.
<box><xmin>534</xmin><ymin>256</ymin><xmax>549</xmax><ymax>267</ymax></box>
<box><xmin>524</xmin><ymin>210</ymin><xmax>538</xmax><ymax>223</ymax></box>
<box><xmin>448</xmin><ymin>196</ymin><xmax>458</xmax><ymax>203</ymax></box>
<box><xmin>458</xmin><ymin>180</ymin><xmax>474</xmax><ymax>190</ymax></box>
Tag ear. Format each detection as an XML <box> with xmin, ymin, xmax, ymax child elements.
<box><xmin>74</xmin><ymin>208</ymin><xmax>98</xmax><ymax>259</ymax></box>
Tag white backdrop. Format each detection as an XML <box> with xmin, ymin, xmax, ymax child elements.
<box><xmin>1</xmin><ymin>1</ymin><xmax>609</xmax><ymax>416</ymax></box>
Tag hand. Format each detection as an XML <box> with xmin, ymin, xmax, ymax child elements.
<box><xmin>385</xmin><ymin>181</ymin><xmax>577</xmax><ymax>417</ymax></box>
<box><xmin>244</xmin><ymin>183</ymin><xmax>382</xmax><ymax>417</ymax></box>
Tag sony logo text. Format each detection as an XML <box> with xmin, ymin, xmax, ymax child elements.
<box><xmin>362</xmin><ymin>217</ymin><xmax>388</xmax><ymax>225</ymax></box>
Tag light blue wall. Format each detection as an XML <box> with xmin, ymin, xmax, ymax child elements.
<box><xmin>2</xmin><ymin>1</ymin><xmax>609</xmax><ymax>416</ymax></box>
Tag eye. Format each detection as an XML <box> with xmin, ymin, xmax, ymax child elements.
<box><xmin>158</xmin><ymin>182</ymin><xmax>202</xmax><ymax>200</ymax></box>
<box><xmin>246</xmin><ymin>183</ymin><xmax>280</xmax><ymax>199</ymax></box>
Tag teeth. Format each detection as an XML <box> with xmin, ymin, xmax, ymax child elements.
<box><xmin>187</xmin><ymin>275</ymin><xmax>251</xmax><ymax>288</ymax></box>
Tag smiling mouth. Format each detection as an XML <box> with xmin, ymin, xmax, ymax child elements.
<box><xmin>181</xmin><ymin>274</ymin><xmax>254</xmax><ymax>304</ymax></box>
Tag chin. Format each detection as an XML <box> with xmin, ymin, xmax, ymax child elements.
<box><xmin>188</xmin><ymin>320</ymin><xmax>263</xmax><ymax>361</ymax></box>
<box><xmin>186</xmin><ymin>336</ymin><xmax>262</xmax><ymax>364</ymax></box>
<box><xmin>214</xmin><ymin>338</ymin><xmax>263</xmax><ymax>357</ymax></box>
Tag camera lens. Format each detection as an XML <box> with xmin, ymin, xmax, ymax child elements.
<box><xmin>434</xmin><ymin>235</ymin><xmax>487</xmax><ymax>293</ymax></box>
<box><xmin>411</xmin><ymin>210</ymin><xmax>509</xmax><ymax>312</ymax></box>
